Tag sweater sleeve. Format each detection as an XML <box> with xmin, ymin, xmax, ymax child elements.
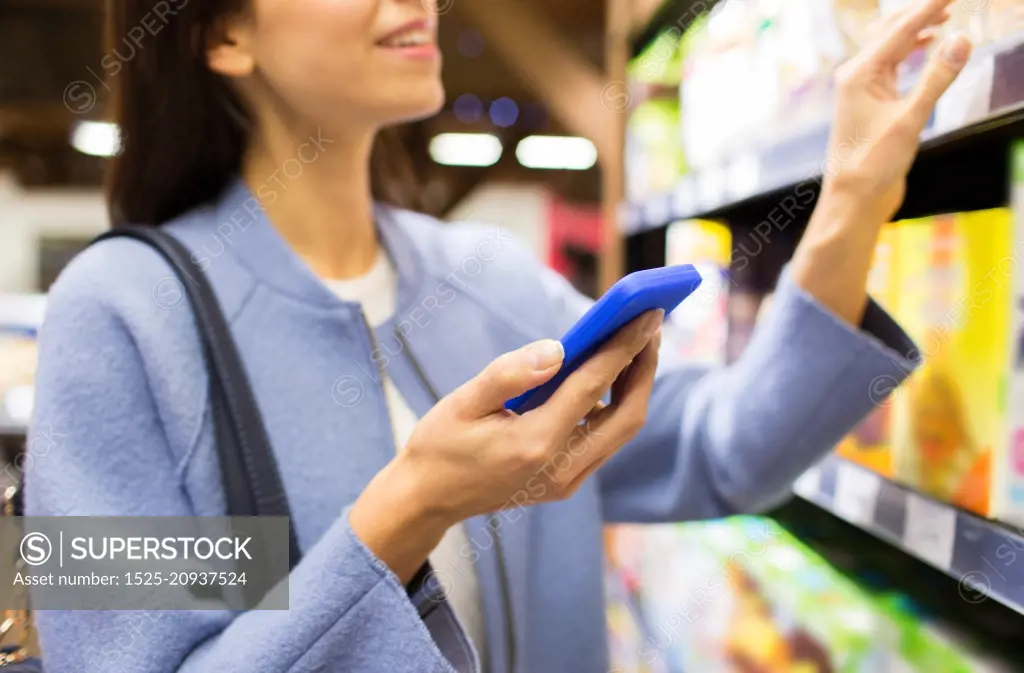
<box><xmin>25</xmin><ymin>271</ymin><xmax>455</xmax><ymax>673</ymax></box>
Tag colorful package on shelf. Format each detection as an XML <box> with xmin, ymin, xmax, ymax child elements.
<box><xmin>678</xmin><ymin>0</ymin><xmax>886</xmax><ymax>167</ymax></box>
<box><xmin>1007</xmin><ymin>141</ymin><xmax>1024</xmax><ymax>520</ymax></box>
<box><xmin>772</xmin><ymin>0</ymin><xmax>868</xmax><ymax>135</ymax></box>
<box><xmin>606</xmin><ymin>567</ymin><xmax>668</xmax><ymax>673</ymax></box>
<box><xmin>831</xmin><ymin>201</ymin><xmax>1024</xmax><ymax>523</ymax></box>
<box><xmin>605</xmin><ymin>521</ymin><xmax>739</xmax><ymax>673</ymax></box>
<box><xmin>680</xmin><ymin>0</ymin><xmax>764</xmax><ymax>169</ymax></box>
<box><xmin>0</xmin><ymin>294</ymin><xmax>46</xmax><ymax>431</ymax></box>
<box><xmin>604</xmin><ymin>525</ymin><xmax>677</xmax><ymax>673</ymax></box>
<box><xmin>606</xmin><ymin>517</ymin><xmax>980</xmax><ymax>673</ymax></box>
<box><xmin>627</xmin><ymin>100</ymin><xmax>686</xmax><ymax>202</ymax></box>
<box><xmin>630</xmin><ymin>26</ymin><xmax>685</xmax><ymax>88</ymax></box>
<box><xmin>886</xmin><ymin>209</ymin><xmax>1013</xmax><ymax>519</ymax></box>
<box><xmin>835</xmin><ymin>223</ymin><xmax>900</xmax><ymax>475</ymax></box>
<box><xmin>665</xmin><ymin>219</ymin><xmax>731</xmax><ymax>366</ymax></box>
<box><xmin>944</xmin><ymin>0</ymin><xmax>1023</xmax><ymax>48</ymax></box>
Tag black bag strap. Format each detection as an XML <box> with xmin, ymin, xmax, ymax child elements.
<box><xmin>94</xmin><ymin>226</ymin><xmax>302</xmax><ymax>570</ymax></box>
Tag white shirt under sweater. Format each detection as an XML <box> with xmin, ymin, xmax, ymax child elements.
<box><xmin>323</xmin><ymin>251</ymin><xmax>488</xmax><ymax>669</ymax></box>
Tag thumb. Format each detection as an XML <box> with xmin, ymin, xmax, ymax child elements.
<box><xmin>448</xmin><ymin>339</ymin><xmax>565</xmax><ymax>418</ymax></box>
<box><xmin>906</xmin><ymin>33</ymin><xmax>972</xmax><ymax>127</ymax></box>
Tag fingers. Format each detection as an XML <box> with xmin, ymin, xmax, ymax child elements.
<box><xmin>561</xmin><ymin>437</ymin><xmax>618</xmax><ymax>496</ymax></box>
<box><xmin>913</xmin><ymin>27</ymin><xmax>941</xmax><ymax>52</ymax></box>
<box><xmin>534</xmin><ymin>310</ymin><xmax>663</xmax><ymax>433</ymax></box>
<box><xmin>491</xmin><ymin>324</ymin><xmax>661</xmax><ymax>508</ymax></box>
<box><xmin>578</xmin><ymin>329</ymin><xmax>660</xmax><ymax>450</ymax></box>
<box><xmin>559</xmin><ymin>330</ymin><xmax>663</xmax><ymax>493</ymax></box>
<box><xmin>874</xmin><ymin>0</ymin><xmax>954</xmax><ymax>64</ymax></box>
<box><xmin>449</xmin><ymin>339</ymin><xmax>564</xmax><ymax>418</ymax></box>
<box><xmin>905</xmin><ymin>33</ymin><xmax>972</xmax><ymax>127</ymax></box>
<box><xmin>609</xmin><ymin>327</ymin><xmax>661</xmax><ymax>412</ymax></box>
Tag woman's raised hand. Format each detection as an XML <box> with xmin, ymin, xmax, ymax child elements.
<box><xmin>791</xmin><ymin>0</ymin><xmax>971</xmax><ymax>326</ymax></box>
<box><xmin>822</xmin><ymin>0</ymin><xmax>971</xmax><ymax>223</ymax></box>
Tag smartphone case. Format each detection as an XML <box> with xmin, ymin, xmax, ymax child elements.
<box><xmin>505</xmin><ymin>265</ymin><xmax>703</xmax><ymax>414</ymax></box>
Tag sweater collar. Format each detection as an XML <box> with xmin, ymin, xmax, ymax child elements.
<box><xmin>213</xmin><ymin>176</ymin><xmax>427</xmax><ymax>312</ymax></box>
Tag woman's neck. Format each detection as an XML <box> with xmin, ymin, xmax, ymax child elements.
<box><xmin>242</xmin><ymin>118</ymin><xmax>380</xmax><ymax>280</ymax></box>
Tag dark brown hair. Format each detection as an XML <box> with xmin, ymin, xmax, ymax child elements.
<box><xmin>105</xmin><ymin>0</ymin><xmax>418</xmax><ymax>226</ymax></box>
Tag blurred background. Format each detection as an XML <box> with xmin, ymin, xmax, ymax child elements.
<box><xmin>2</xmin><ymin>0</ymin><xmax>1024</xmax><ymax>670</ymax></box>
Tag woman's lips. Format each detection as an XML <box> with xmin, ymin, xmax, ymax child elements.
<box><xmin>376</xmin><ymin>42</ymin><xmax>440</xmax><ymax>60</ymax></box>
<box><xmin>375</xmin><ymin>19</ymin><xmax>439</xmax><ymax>60</ymax></box>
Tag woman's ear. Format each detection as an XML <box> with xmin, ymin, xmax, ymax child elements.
<box><xmin>205</xmin><ymin>16</ymin><xmax>255</xmax><ymax>78</ymax></box>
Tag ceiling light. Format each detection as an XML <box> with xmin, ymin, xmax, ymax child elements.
<box><xmin>70</xmin><ymin>121</ymin><xmax>121</xmax><ymax>157</ymax></box>
<box><xmin>515</xmin><ymin>136</ymin><xmax>597</xmax><ymax>170</ymax></box>
<box><xmin>429</xmin><ymin>133</ymin><xmax>503</xmax><ymax>167</ymax></box>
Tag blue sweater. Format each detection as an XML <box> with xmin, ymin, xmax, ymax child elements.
<box><xmin>27</xmin><ymin>178</ymin><xmax>919</xmax><ymax>672</ymax></box>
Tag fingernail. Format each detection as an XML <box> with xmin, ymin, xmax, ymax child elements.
<box><xmin>526</xmin><ymin>339</ymin><xmax>564</xmax><ymax>371</ymax></box>
<box><xmin>942</xmin><ymin>34</ymin><xmax>971</xmax><ymax>67</ymax></box>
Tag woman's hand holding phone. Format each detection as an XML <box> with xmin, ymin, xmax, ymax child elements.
<box><xmin>350</xmin><ymin>310</ymin><xmax>663</xmax><ymax>583</ymax></box>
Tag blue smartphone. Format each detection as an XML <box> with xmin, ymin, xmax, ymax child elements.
<box><xmin>505</xmin><ymin>265</ymin><xmax>703</xmax><ymax>414</ymax></box>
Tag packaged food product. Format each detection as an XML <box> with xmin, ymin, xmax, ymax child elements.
<box><xmin>773</xmin><ymin>0</ymin><xmax>849</xmax><ymax>135</ymax></box>
<box><xmin>984</xmin><ymin>0</ymin><xmax>1024</xmax><ymax>44</ymax></box>
<box><xmin>665</xmin><ymin>219</ymin><xmax>732</xmax><ymax>366</ymax></box>
<box><xmin>630</xmin><ymin>26</ymin><xmax>685</xmax><ymax>87</ymax></box>
<box><xmin>830</xmin><ymin>182</ymin><xmax>1024</xmax><ymax>525</ymax></box>
<box><xmin>681</xmin><ymin>0</ymin><xmax>762</xmax><ymax>167</ymax></box>
<box><xmin>886</xmin><ymin>210</ymin><xmax>1008</xmax><ymax>518</ymax></box>
<box><xmin>606</xmin><ymin>518</ymin><xmax>981</xmax><ymax>672</ymax></box>
<box><xmin>626</xmin><ymin>100</ymin><xmax>686</xmax><ymax>202</ymax></box>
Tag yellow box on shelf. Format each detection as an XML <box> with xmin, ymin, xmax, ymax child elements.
<box><xmin>889</xmin><ymin>210</ymin><xmax>1011</xmax><ymax>518</ymax></box>
<box><xmin>839</xmin><ymin>190</ymin><xmax>1024</xmax><ymax>524</ymax></box>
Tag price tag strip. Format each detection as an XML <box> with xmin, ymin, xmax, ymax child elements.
<box><xmin>833</xmin><ymin>462</ymin><xmax>881</xmax><ymax>526</ymax></box>
<box><xmin>793</xmin><ymin>454</ymin><xmax>1024</xmax><ymax>617</ymax></box>
<box><xmin>792</xmin><ymin>466</ymin><xmax>822</xmax><ymax>501</ymax></box>
<box><xmin>902</xmin><ymin>492</ymin><xmax>957</xmax><ymax>572</ymax></box>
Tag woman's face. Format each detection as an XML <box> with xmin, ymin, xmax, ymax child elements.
<box><xmin>224</xmin><ymin>0</ymin><xmax>445</xmax><ymax>131</ymax></box>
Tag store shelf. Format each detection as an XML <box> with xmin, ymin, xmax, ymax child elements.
<box><xmin>624</xmin><ymin>32</ymin><xmax>1024</xmax><ymax>234</ymax></box>
<box><xmin>793</xmin><ymin>454</ymin><xmax>1024</xmax><ymax>618</ymax></box>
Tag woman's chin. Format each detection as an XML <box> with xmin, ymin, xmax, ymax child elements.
<box><xmin>380</xmin><ymin>85</ymin><xmax>446</xmax><ymax>125</ymax></box>
<box><xmin>399</xmin><ymin>99</ymin><xmax>446</xmax><ymax>125</ymax></box>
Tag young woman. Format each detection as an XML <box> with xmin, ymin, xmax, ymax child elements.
<box><xmin>27</xmin><ymin>0</ymin><xmax>970</xmax><ymax>671</ymax></box>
